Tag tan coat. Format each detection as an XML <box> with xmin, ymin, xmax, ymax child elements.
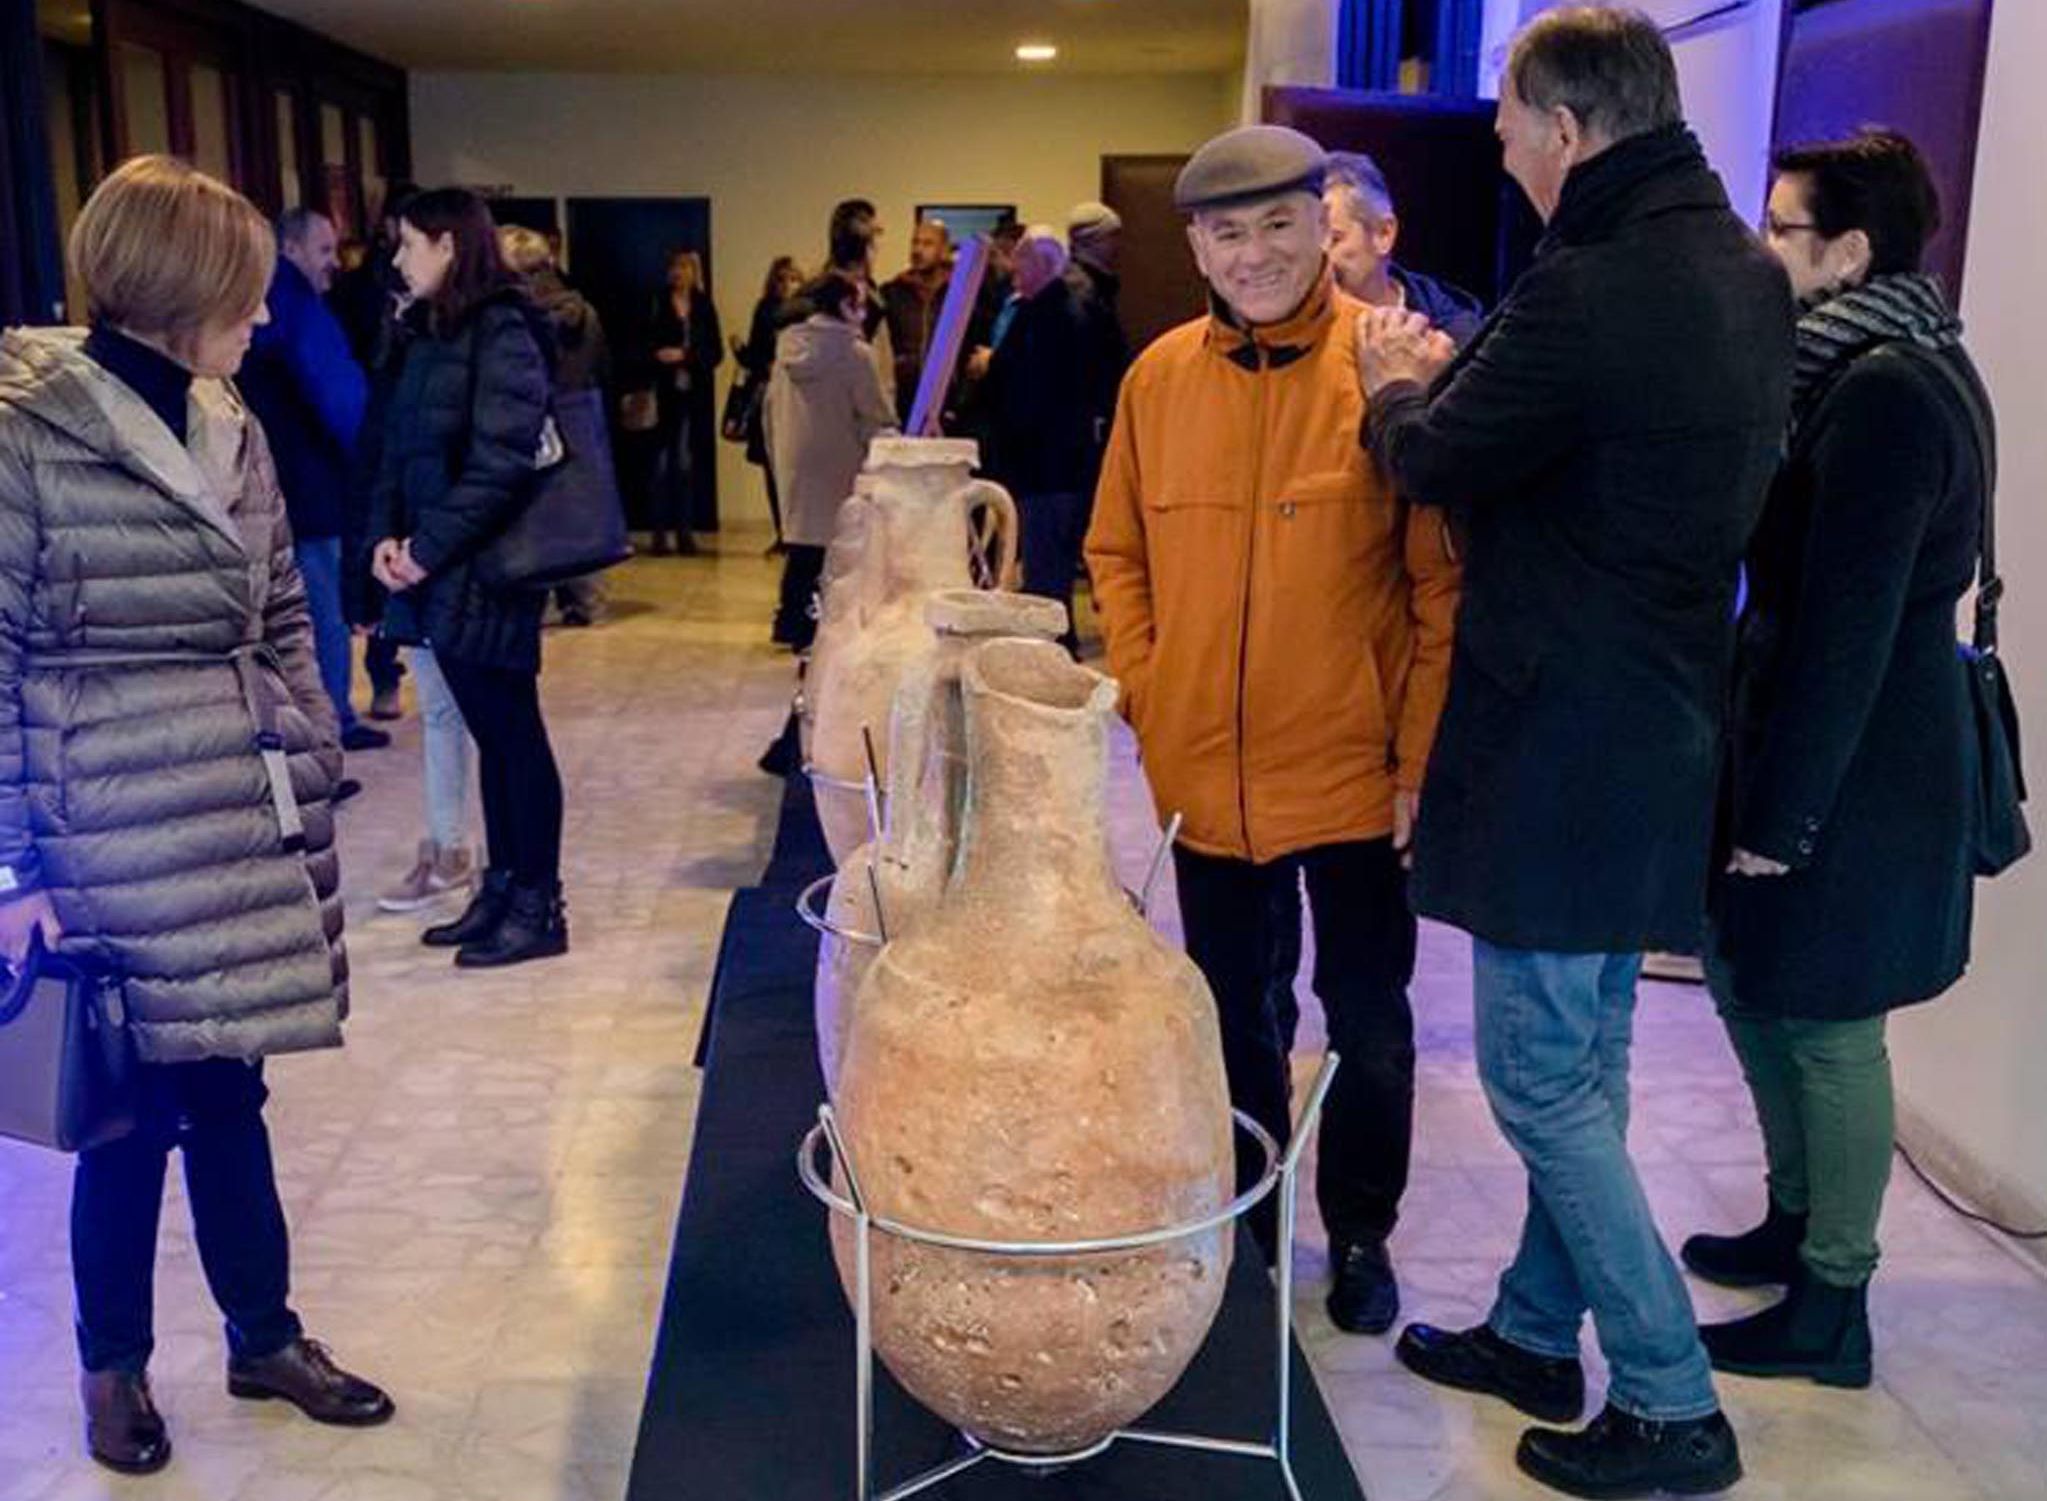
<box><xmin>1085</xmin><ymin>275</ymin><xmax>1461</xmax><ymax>864</ymax></box>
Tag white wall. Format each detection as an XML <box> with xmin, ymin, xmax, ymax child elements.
<box><xmin>1239</xmin><ymin>0</ymin><xmax>1340</xmax><ymax>123</ymax></box>
<box><xmin>1891</xmin><ymin>0</ymin><xmax>2047</xmax><ymax>1247</ymax></box>
<box><xmin>410</xmin><ymin>70</ymin><xmax>1233</xmax><ymax>526</ymax></box>
<box><xmin>1478</xmin><ymin>1</ymin><xmax>1785</xmax><ymax>220</ymax></box>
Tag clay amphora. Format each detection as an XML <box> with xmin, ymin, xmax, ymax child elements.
<box><xmin>814</xmin><ymin>590</ymin><xmax>1068</xmax><ymax>1096</ymax></box>
<box><xmin>807</xmin><ymin>437</ymin><xmax>1018</xmax><ymax>864</ymax></box>
<box><xmin>796</xmin><ymin>477</ymin><xmax>878</xmax><ymax>766</ymax></box>
<box><xmin>833</xmin><ymin>638</ymin><xmax>1234</xmax><ymax>1455</ymax></box>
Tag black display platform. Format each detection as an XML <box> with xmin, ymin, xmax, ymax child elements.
<box><xmin>628</xmin><ymin>775</ymin><xmax>1369</xmax><ymax>1500</ymax></box>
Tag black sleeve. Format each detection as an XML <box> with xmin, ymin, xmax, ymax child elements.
<box><xmin>1366</xmin><ymin>254</ymin><xmax>1586</xmax><ymax>514</ymax></box>
<box><xmin>1737</xmin><ymin>358</ymin><xmax>1954</xmax><ymax>866</ymax></box>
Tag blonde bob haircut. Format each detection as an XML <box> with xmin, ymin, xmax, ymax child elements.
<box><xmin>70</xmin><ymin>155</ymin><xmax>275</xmax><ymax>349</ymax></box>
<box><xmin>498</xmin><ymin>225</ymin><xmax>554</xmax><ymax>276</ymax></box>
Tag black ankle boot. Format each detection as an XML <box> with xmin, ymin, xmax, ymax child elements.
<box><xmin>422</xmin><ymin>868</ymin><xmax>513</xmax><ymax>949</ymax></box>
<box><xmin>1517</xmin><ymin>1404</ymin><xmax>1742</xmax><ymax>1499</ymax></box>
<box><xmin>1681</xmin><ymin>1198</ymin><xmax>1806</xmax><ymax>1288</ymax></box>
<box><xmin>1701</xmin><ymin>1270</ymin><xmax>1872</xmax><ymax>1388</ymax></box>
<box><xmin>455</xmin><ymin>882</ymin><xmax>568</xmax><ymax>969</ymax></box>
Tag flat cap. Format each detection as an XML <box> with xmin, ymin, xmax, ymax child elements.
<box><xmin>1174</xmin><ymin>125</ymin><xmax>1328</xmax><ymax>214</ymax></box>
<box><xmin>1067</xmin><ymin>201</ymin><xmax>1123</xmax><ymax>241</ymax></box>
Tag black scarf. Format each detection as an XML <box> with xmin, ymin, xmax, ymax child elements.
<box><xmin>83</xmin><ymin>323</ymin><xmax>192</xmax><ymax>443</ymax></box>
<box><xmin>1792</xmin><ymin>272</ymin><xmax>1962</xmax><ymax>430</ymax></box>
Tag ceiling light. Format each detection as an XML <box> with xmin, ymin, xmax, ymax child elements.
<box><xmin>1016</xmin><ymin>43</ymin><xmax>1058</xmax><ymax>63</ymax></box>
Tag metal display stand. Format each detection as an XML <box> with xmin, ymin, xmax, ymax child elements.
<box><xmin>797</xmin><ymin>1054</ymin><xmax>1341</xmax><ymax>1501</ymax></box>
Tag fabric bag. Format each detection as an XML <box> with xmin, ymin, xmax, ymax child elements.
<box><xmin>0</xmin><ymin>930</ymin><xmax>136</xmax><ymax>1153</ymax></box>
<box><xmin>1914</xmin><ymin>346</ymin><xmax>2031</xmax><ymax>875</ymax></box>
<box><xmin>477</xmin><ymin>385</ymin><xmax>635</xmax><ymax>591</ymax></box>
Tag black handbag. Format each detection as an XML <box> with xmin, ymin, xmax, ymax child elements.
<box><xmin>0</xmin><ymin>930</ymin><xmax>136</xmax><ymax>1153</ymax></box>
<box><xmin>720</xmin><ymin>375</ymin><xmax>763</xmax><ymax>445</ymax></box>
<box><xmin>476</xmin><ymin>385</ymin><xmax>635</xmax><ymax>591</ymax></box>
<box><xmin>1914</xmin><ymin>346</ymin><xmax>2031</xmax><ymax>876</ymax></box>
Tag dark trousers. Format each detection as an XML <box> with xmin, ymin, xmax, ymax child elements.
<box><xmin>775</xmin><ymin>544</ymin><xmax>826</xmax><ymax>650</ymax></box>
<box><xmin>365</xmin><ymin>634</ymin><xmax>404</xmax><ymax>696</ymax></box>
<box><xmin>437</xmin><ymin>658</ymin><xmax>565</xmax><ymax>888</ymax></box>
<box><xmin>1017</xmin><ymin>491</ymin><xmax>1088</xmax><ymax>654</ymax></box>
<box><xmin>72</xmin><ymin>1060</ymin><xmax>301</xmax><ymax>1375</ymax></box>
<box><xmin>1172</xmin><ymin>838</ymin><xmax>1418</xmax><ymax>1259</ymax></box>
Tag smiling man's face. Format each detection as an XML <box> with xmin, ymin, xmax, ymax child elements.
<box><xmin>1188</xmin><ymin>190</ymin><xmax>1328</xmax><ymax>327</ymax></box>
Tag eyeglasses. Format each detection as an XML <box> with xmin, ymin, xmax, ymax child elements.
<box><xmin>1764</xmin><ymin>216</ymin><xmax>1823</xmax><ymax>238</ymax></box>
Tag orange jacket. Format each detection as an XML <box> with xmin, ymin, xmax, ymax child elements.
<box><xmin>1084</xmin><ymin>275</ymin><xmax>1461</xmax><ymax>864</ymax></box>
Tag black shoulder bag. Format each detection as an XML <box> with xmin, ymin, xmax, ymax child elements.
<box><xmin>1914</xmin><ymin>346</ymin><xmax>2031</xmax><ymax>876</ymax></box>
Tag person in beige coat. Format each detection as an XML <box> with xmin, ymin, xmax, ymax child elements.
<box><xmin>763</xmin><ymin>271</ymin><xmax>898</xmax><ymax>649</ymax></box>
<box><xmin>0</xmin><ymin>156</ymin><xmax>391</xmax><ymax>1477</ymax></box>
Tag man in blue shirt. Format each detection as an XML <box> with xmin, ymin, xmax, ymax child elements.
<box><xmin>241</xmin><ymin>208</ymin><xmax>386</xmax><ymax>754</ymax></box>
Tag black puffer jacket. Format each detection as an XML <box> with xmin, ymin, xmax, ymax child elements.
<box><xmin>370</xmin><ymin>289</ymin><xmax>551</xmax><ymax>672</ymax></box>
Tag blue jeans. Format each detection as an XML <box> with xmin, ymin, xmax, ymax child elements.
<box><xmin>293</xmin><ymin>537</ymin><xmax>357</xmax><ymax>735</ymax></box>
<box><xmin>1473</xmin><ymin>941</ymin><xmax>1718</xmax><ymax>1422</ymax></box>
<box><xmin>410</xmin><ymin>646</ymin><xmax>474</xmax><ymax>853</ymax></box>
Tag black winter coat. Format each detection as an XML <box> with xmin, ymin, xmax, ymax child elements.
<box><xmin>1368</xmin><ymin>125</ymin><xmax>1796</xmax><ymax>954</ymax></box>
<box><xmin>1710</xmin><ymin>342</ymin><xmax>1988</xmax><ymax>1018</ymax></box>
<box><xmin>982</xmin><ymin>278</ymin><xmax>1101</xmax><ymax>497</ymax></box>
<box><xmin>369</xmin><ymin>289</ymin><xmax>551</xmax><ymax>673</ymax></box>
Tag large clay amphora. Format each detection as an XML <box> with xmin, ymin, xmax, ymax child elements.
<box><xmin>796</xmin><ymin>476</ymin><xmax>878</xmax><ymax>766</ymax></box>
<box><xmin>833</xmin><ymin>639</ymin><xmax>1234</xmax><ymax>1456</ymax></box>
<box><xmin>814</xmin><ymin>590</ymin><xmax>1068</xmax><ymax>1096</ymax></box>
<box><xmin>807</xmin><ymin>437</ymin><xmax>1018</xmax><ymax>865</ymax></box>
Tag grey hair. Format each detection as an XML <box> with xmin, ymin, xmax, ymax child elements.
<box><xmin>1325</xmin><ymin>152</ymin><xmax>1396</xmax><ymax>222</ymax></box>
<box><xmin>1507</xmin><ymin>5</ymin><xmax>1683</xmax><ymax>146</ymax></box>
<box><xmin>276</xmin><ymin>206</ymin><xmax>331</xmax><ymax>246</ymax></box>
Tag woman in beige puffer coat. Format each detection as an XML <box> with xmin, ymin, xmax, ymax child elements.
<box><xmin>0</xmin><ymin>157</ymin><xmax>390</xmax><ymax>1477</ymax></box>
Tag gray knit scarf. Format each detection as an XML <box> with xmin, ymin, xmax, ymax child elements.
<box><xmin>1793</xmin><ymin>272</ymin><xmax>1963</xmax><ymax>430</ymax></box>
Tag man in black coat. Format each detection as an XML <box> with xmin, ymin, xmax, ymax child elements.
<box><xmin>980</xmin><ymin>228</ymin><xmax>1103</xmax><ymax>652</ymax></box>
<box><xmin>1357</xmin><ymin>10</ymin><xmax>1794</xmax><ymax>1498</ymax></box>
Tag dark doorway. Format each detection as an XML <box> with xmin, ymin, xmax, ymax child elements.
<box><xmin>492</xmin><ymin>195</ymin><xmax>560</xmax><ymax>236</ymax></box>
<box><xmin>566</xmin><ymin>196</ymin><xmax>715</xmax><ymax>531</ymax></box>
<box><xmin>1100</xmin><ymin>153</ymin><xmax>1205</xmax><ymax>355</ymax></box>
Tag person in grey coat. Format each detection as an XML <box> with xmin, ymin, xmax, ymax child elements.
<box><xmin>0</xmin><ymin>157</ymin><xmax>391</xmax><ymax>1477</ymax></box>
<box><xmin>763</xmin><ymin>272</ymin><xmax>897</xmax><ymax>649</ymax></box>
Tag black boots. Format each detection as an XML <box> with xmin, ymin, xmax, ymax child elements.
<box><xmin>455</xmin><ymin>881</ymin><xmax>569</xmax><ymax>968</ymax></box>
<box><xmin>423</xmin><ymin>868</ymin><xmax>512</xmax><ymax>948</ymax></box>
<box><xmin>423</xmin><ymin>870</ymin><xmax>568</xmax><ymax>967</ymax></box>
<box><xmin>1701</xmin><ymin>1272</ymin><xmax>1873</xmax><ymax>1388</ymax></box>
<box><xmin>1395</xmin><ymin>1322</ymin><xmax>1586</xmax><ymax>1424</ymax></box>
<box><xmin>82</xmin><ymin>1371</ymin><xmax>170</xmax><ymax>1475</ymax></box>
<box><xmin>1327</xmin><ymin>1239</ymin><xmax>1401</xmax><ymax>1336</ymax></box>
<box><xmin>1517</xmin><ymin>1404</ymin><xmax>1743</xmax><ymax>1499</ymax></box>
<box><xmin>1681</xmin><ymin>1200</ymin><xmax>1807</xmax><ymax>1288</ymax></box>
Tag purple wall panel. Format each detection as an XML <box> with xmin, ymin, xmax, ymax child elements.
<box><xmin>1772</xmin><ymin>0</ymin><xmax>1995</xmax><ymax>297</ymax></box>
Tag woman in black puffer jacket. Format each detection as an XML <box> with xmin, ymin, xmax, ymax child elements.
<box><xmin>369</xmin><ymin>188</ymin><xmax>566</xmax><ymax>967</ymax></box>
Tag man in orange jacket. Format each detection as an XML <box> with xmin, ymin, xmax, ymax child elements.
<box><xmin>1084</xmin><ymin>125</ymin><xmax>1461</xmax><ymax>1332</ymax></box>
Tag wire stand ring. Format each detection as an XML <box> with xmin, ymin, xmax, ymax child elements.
<box><xmin>796</xmin><ymin>1053</ymin><xmax>1341</xmax><ymax>1500</ymax></box>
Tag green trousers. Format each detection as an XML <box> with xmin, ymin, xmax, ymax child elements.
<box><xmin>1715</xmin><ymin>997</ymin><xmax>1894</xmax><ymax>1288</ymax></box>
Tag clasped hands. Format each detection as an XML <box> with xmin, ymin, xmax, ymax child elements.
<box><xmin>1355</xmin><ymin>307</ymin><xmax>1457</xmax><ymax>397</ymax></box>
<box><xmin>372</xmin><ymin>538</ymin><xmax>428</xmax><ymax>593</ymax></box>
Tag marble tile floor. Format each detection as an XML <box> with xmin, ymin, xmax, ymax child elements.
<box><xmin>1</xmin><ymin>528</ymin><xmax>2043</xmax><ymax>1501</ymax></box>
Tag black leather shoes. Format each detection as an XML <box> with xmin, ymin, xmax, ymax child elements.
<box><xmin>456</xmin><ymin>882</ymin><xmax>568</xmax><ymax>968</ymax></box>
<box><xmin>424</xmin><ymin>868</ymin><xmax>513</xmax><ymax>948</ymax></box>
<box><xmin>1517</xmin><ymin>1404</ymin><xmax>1743</xmax><ymax>1499</ymax></box>
<box><xmin>1396</xmin><ymin>1322</ymin><xmax>1586</xmax><ymax>1424</ymax></box>
<box><xmin>1681</xmin><ymin>1200</ymin><xmax>1806</xmax><ymax>1289</ymax></box>
<box><xmin>1327</xmin><ymin>1239</ymin><xmax>1401</xmax><ymax>1335</ymax></box>
<box><xmin>228</xmin><ymin>1338</ymin><xmax>395</xmax><ymax>1427</ymax></box>
<box><xmin>82</xmin><ymin>1370</ymin><xmax>172</xmax><ymax>1475</ymax></box>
